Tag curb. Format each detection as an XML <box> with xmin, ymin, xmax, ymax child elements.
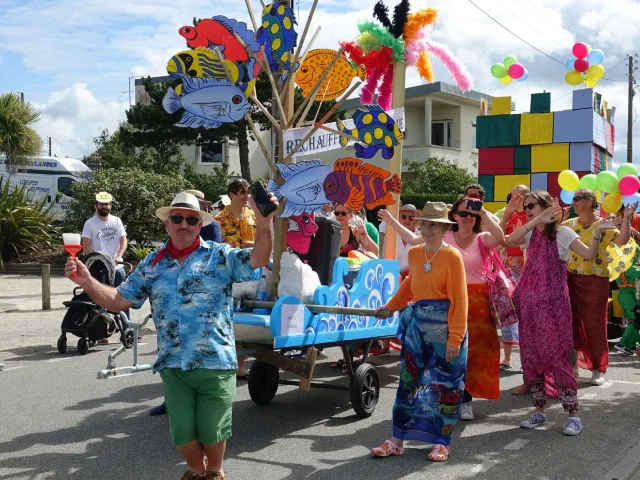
<box><xmin>2</xmin><ymin>263</ymin><xmax>65</xmax><ymax>276</ymax></box>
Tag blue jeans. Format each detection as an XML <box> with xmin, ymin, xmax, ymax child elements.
<box><xmin>113</xmin><ymin>268</ymin><xmax>130</xmax><ymax>329</ymax></box>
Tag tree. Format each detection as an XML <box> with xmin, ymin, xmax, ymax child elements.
<box><xmin>65</xmin><ymin>168</ymin><xmax>191</xmax><ymax>246</ymax></box>
<box><xmin>402</xmin><ymin>157</ymin><xmax>477</xmax><ymax>196</ymax></box>
<box><xmin>0</xmin><ymin>93</ymin><xmax>42</xmax><ymax>173</ymax></box>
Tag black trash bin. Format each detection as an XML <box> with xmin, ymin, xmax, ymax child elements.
<box><xmin>298</xmin><ymin>216</ymin><xmax>342</xmax><ymax>286</ymax></box>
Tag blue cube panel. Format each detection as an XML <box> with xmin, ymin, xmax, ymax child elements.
<box><xmin>569</xmin><ymin>143</ymin><xmax>593</xmax><ymax>172</ymax></box>
<box><xmin>531</xmin><ymin>172</ymin><xmax>548</xmax><ymax>191</ymax></box>
<box><xmin>572</xmin><ymin>88</ymin><xmax>593</xmax><ymax>110</ymax></box>
<box><xmin>554</xmin><ymin>110</ymin><xmax>593</xmax><ymax>143</ymax></box>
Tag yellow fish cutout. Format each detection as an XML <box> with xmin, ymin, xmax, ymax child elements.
<box><xmin>296</xmin><ymin>49</ymin><xmax>366</xmax><ymax>101</ymax></box>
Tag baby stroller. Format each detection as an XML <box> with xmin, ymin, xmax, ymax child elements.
<box><xmin>58</xmin><ymin>251</ymin><xmax>134</xmax><ymax>355</ymax></box>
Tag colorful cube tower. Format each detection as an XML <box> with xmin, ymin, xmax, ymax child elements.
<box><xmin>476</xmin><ymin>89</ymin><xmax>615</xmax><ymax>212</ymax></box>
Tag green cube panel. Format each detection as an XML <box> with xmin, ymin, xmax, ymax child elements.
<box><xmin>514</xmin><ymin>146</ymin><xmax>531</xmax><ymax>174</ymax></box>
<box><xmin>476</xmin><ymin>115</ymin><xmax>521</xmax><ymax>148</ymax></box>
<box><xmin>530</xmin><ymin>93</ymin><xmax>551</xmax><ymax>114</ymax></box>
<box><xmin>478</xmin><ymin>174</ymin><xmax>495</xmax><ymax>202</ymax></box>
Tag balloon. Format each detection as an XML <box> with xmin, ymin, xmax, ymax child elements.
<box><xmin>617</xmin><ymin>163</ymin><xmax>638</xmax><ymax>179</ymax></box>
<box><xmin>558</xmin><ymin>170</ymin><xmax>580</xmax><ymax>191</ymax></box>
<box><xmin>586</xmin><ymin>49</ymin><xmax>605</xmax><ymax>65</ymax></box>
<box><xmin>491</xmin><ymin>63</ymin><xmax>508</xmax><ymax>78</ymax></box>
<box><xmin>622</xmin><ymin>193</ymin><xmax>640</xmax><ymax>212</ymax></box>
<box><xmin>500</xmin><ymin>76</ymin><xmax>512</xmax><ymax>85</ymax></box>
<box><xmin>565</xmin><ymin>70</ymin><xmax>585</xmax><ymax>86</ymax></box>
<box><xmin>618</xmin><ymin>175</ymin><xmax>640</xmax><ymax>196</ymax></box>
<box><xmin>565</xmin><ymin>58</ymin><xmax>575</xmax><ymax>71</ymax></box>
<box><xmin>516</xmin><ymin>69</ymin><xmax>529</xmax><ymax>82</ymax></box>
<box><xmin>572</xmin><ymin>42</ymin><xmax>589</xmax><ymax>59</ymax></box>
<box><xmin>596</xmin><ymin>171</ymin><xmax>620</xmax><ymax>193</ymax></box>
<box><xmin>578</xmin><ymin>174</ymin><xmax>597</xmax><ymax>191</ymax></box>
<box><xmin>586</xmin><ymin>64</ymin><xmax>605</xmax><ymax>82</ymax></box>
<box><xmin>560</xmin><ymin>189</ymin><xmax>576</xmax><ymax>205</ymax></box>
<box><xmin>508</xmin><ymin>63</ymin><xmax>525</xmax><ymax>79</ymax></box>
<box><xmin>585</xmin><ymin>78</ymin><xmax>597</xmax><ymax>88</ymax></box>
<box><xmin>574</xmin><ymin>58</ymin><xmax>589</xmax><ymax>73</ymax></box>
<box><xmin>602</xmin><ymin>193</ymin><xmax>623</xmax><ymax>214</ymax></box>
<box><xmin>503</xmin><ymin>55</ymin><xmax>518</xmax><ymax>68</ymax></box>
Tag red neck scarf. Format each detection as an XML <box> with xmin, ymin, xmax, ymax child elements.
<box><xmin>152</xmin><ymin>237</ymin><xmax>200</xmax><ymax>267</ymax></box>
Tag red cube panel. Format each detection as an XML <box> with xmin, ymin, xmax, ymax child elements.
<box><xmin>547</xmin><ymin>171</ymin><xmax>561</xmax><ymax>200</ymax></box>
<box><xmin>478</xmin><ymin>147</ymin><xmax>515</xmax><ymax>175</ymax></box>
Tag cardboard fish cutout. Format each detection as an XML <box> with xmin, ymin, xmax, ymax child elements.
<box><xmin>179</xmin><ymin>16</ymin><xmax>262</xmax><ymax>78</ymax></box>
<box><xmin>287</xmin><ymin>212</ymin><xmax>318</xmax><ymax>254</ymax></box>
<box><xmin>337</xmin><ymin>105</ymin><xmax>402</xmax><ymax>160</ymax></box>
<box><xmin>256</xmin><ymin>2</ymin><xmax>298</xmax><ymax>79</ymax></box>
<box><xmin>162</xmin><ymin>75</ymin><xmax>251</xmax><ymax>129</ymax></box>
<box><xmin>324</xmin><ymin>158</ymin><xmax>401</xmax><ymax>210</ymax></box>
<box><xmin>268</xmin><ymin>160</ymin><xmax>334</xmax><ymax>217</ymax></box>
<box><xmin>296</xmin><ymin>49</ymin><xmax>367</xmax><ymax>101</ymax></box>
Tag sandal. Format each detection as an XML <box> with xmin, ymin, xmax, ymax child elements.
<box><xmin>330</xmin><ymin>359</ymin><xmax>345</xmax><ymax>369</ymax></box>
<box><xmin>499</xmin><ymin>363</ymin><xmax>512</xmax><ymax>371</ymax></box>
<box><xmin>511</xmin><ymin>383</ymin><xmax>529</xmax><ymax>395</ymax></box>
<box><xmin>370</xmin><ymin>346</ymin><xmax>390</xmax><ymax>357</ymax></box>
<box><xmin>371</xmin><ymin>439</ymin><xmax>404</xmax><ymax>457</ymax></box>
<box><xmin>428</xmin><ymin>444</ymin><xmax>450</xmax><ymax>462</ymax></box>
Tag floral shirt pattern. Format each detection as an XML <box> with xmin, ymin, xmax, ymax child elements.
<box><xmin>563</xmin><ymin>217</ymin><xmax>636</xmax><ymax>281</ymax></box>
<box><xmin>214</xmin><ymin>206</ymin><xmax>256</xmax><ymax>248</ymax></box>
<box><xmin>117</xmin><ymin>239</ymin><xmax>260</xmax><ymax>372</ymax></box>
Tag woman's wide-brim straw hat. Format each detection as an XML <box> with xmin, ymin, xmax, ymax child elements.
<box><xmin>415</xmin><ymin>201</ymin><xmax>456</xmax><ymax>224</ymax></box>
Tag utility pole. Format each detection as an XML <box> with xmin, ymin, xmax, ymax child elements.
<box><xmin>628</xmin><ymin>55</ymin><xmax>634</xmax><ymax>163</ymax></box>
<box><xmin>48</xmin><ymin>137</ymin><xmax>52</xmax><ymax>156</ymax></box>
<box><xmin>20</xmin><ymin>92</ymin><xmax>24</xmax><ymax>103</ymax></box>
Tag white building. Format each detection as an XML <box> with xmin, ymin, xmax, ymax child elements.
<box><xmin>135</xmin><ymin>77</ymin><xmax>506</xmax><ymax>179</ymax></box>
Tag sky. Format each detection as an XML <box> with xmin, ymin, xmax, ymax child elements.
<box><xmin>0</xmin><ymin>0</ymin><xmax>637</xmax><ymax>168</ymax></box>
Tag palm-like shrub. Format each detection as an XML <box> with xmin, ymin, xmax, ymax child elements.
<box><xmin>0</xmin><ymin>178</ymin><xmax>60</xmax><ymax>267</ymax></box>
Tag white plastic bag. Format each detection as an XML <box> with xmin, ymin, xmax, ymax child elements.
<box><xmin>232</xmin><ymin>267</ymin><xmax>271</xmax><ymax>301</ymax></box>
<box><xmin>278</xmin><ymin>252</ymin><xmax>321</xmax><ymax>303</ymax></box>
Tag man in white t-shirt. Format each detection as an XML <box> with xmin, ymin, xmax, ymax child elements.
<box><xmin>81</xmin><ymin>192</ymin><xmax>129</xmax><ymax>342</ymax></box>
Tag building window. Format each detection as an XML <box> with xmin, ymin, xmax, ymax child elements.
<box><xmin>431</xmin><ymin>120</ymin><xmax>452</xmax><ymax>148</ymax></box>
<box><xmin>201</xmin><ymin>142</ymin><xmax>224</xmax><ymax>163</ymax></box>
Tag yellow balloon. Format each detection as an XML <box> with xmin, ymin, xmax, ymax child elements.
<box><xmin>565</xmin><ymin>70</ymin><xmax>585</xmax><ymax>86</ymax></box>
<box><xmin>602</xmin><ymin>193</ymin><xmax>623</xmax><ymax>214</ymax></box>
<box><xmin>500</xmin><ymin>76</ymin><xmax>512</xmax><ymax>85</ymax></box>
<box><xmin>585</xmin><ymin>79</ymin><xmax>597</xmax><ymax>88</ymax></box>
<box><xmin>586</xmin><ymin>64</ymin><xmax>605</xmax><ymax>82</ymax></box>
<box><xmin>558</xmin><ymin>170</ymin><xmax>580</xmax><ymax>191</ymax></box>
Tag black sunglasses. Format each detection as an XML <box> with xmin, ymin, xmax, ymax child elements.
<box><xmin>523</xmin><ymin>202</ymin><xmax>539</xmax><ymax>211</ymax></box>
<box><xmin>572</xmin><ymin>196</ymin><xmax>587</xmax><ymax>202</ymax></box>
<box><xmin>168</xmin><ymin>215</ymin><xmax>201</xmax><ymax>226</ymax></box>
<box><xmin>456</xmin><ymin>211</ymin><xmax>478</xmax><ymax>218</ymax></box>
<box><xmin>334</xmin><ymin>211</ymin><xmax>349</xmax><ymax>216</ymax></box>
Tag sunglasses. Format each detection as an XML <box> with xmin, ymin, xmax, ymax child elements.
<box><xmin>168</xmin><ymin>215</ymin><xmax>201</xmax><ymax>226</ymax></box>
<box><xmin>523</xmin><ymin>202</ymin><xmax>539</xmax><ymax>211</ymax></box>
<box><xmin>572</xmin><ymin>196</ymin><xmax>587</xmax><ymax>202</ymax></box>
<box><xmin>400</xmin><ymin>214</ymin><xmax>415</xmax><ymax>220</ymax></box>
<box><xmin>334</xmin><ymin>211</ymin><xmax>349</xmax><ymax>216</ymax></box>
<box><xmin>456</xmin><ymin>211</ymin><xmax>478</xmax><ymax>218</ymax></box>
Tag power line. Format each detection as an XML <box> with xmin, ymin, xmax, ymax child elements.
<box><xmin>467</xmin><ymin>0</ymin><xmax>564</xmax><ymax>65</ymax></box>
<box><xmin>607</xmin><ymin>56</ymin><xmax>630</xmax><ymax>74</ymax></box>
<box><xmin>495</xmin><ymin>0</ymin><xmax>566</xmax><ymax>51</ymax></box>
<box><xmin>551</xmin><ymin>91</ymin><xmax>573</xmax><ymax>102</ymax></box>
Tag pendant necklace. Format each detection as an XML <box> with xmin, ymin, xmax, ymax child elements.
<box><xmin>423</xmin><ymin>243</ymin><xmax>444</xmax><ymax>273</ymax></box>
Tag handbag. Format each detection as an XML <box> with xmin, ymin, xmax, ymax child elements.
<box><xmin>477</xmin><ymin>236</ymin><xmax>519</xmax><ymax>328</ymax></box>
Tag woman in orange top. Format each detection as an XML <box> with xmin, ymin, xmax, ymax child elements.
<box><xmin>371</xmin><ymin>202</ymin><xmax>468</xmax><ymax>462</ymax></box>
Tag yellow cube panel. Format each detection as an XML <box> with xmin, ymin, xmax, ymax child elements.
<box><xmin>483</xmin><ymin>201</ymin><xmax>506</xmax><ymax>213</ymax></box>
<box><xmin>494</xmin><ymin>175</ymin><xmax>531</xmax><ymax>201</ymax></box>
<box><xmin>531</xmin><ymin>143</ymin><xmax>569</xmax><ymax>172</ymax></box>
<box><xmin>491</xmin><ymin>97</ymin><xmax>512</xmax><ymax>116</ymax></box>
<box><xmin>520</xmin><ymin>113</ymin><xmax>554</xmax><ymax>145</ymax></box>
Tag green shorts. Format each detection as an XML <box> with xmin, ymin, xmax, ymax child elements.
<box><xmin>159</xmin><ymin>368</ymin><xmax>236</xmax><ymax>446</ymax></box>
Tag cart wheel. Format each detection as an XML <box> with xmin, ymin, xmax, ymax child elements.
<box><xmin>57</xmin><ymin>336</ymin><xmax>67</xmax><ymax>354</ymax></box>
<box><xmin>350</xmin><ymin>363</ymin><xmax>380</xmax><ymax>418</ymax></box>
<box><xmin>88</xmin><ymin>340</ymin><xmax>97</xmax><ymax>348</ymax></box>
<box><xmin>123</xmin><ymin>329</ymin><xmax>134</xmax><ymax>349</ymax></box>
<box><xmin>77</xmin><ymin>338</ymin><xmax>89</xmax><ymax>355</ymax></box>
<box><xmin>248</xmin><ymin>360</ymin><xmax>279</xmax><ymax>406</ymax></box>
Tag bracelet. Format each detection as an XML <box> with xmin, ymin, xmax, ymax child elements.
<box><xmin>593</xmin><ymin>233</ymin><xmax>604</xmax><ymax>241</ymax></box>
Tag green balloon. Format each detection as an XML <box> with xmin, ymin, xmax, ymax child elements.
<box><xmin>578</xmin><ymin>174</ymin><xmax>597</xmax><ymax>191</ymax></box>
<box><xmin>490</xmin><ymin>63</ymin><xmax>508</xmax><ymax>78</ymax></box>
<box><xmin>617</xmin><ymin>163</ymin><xmax>638</xmax><ymax>179</ymax></box>
<box><xmin>503</xmin><ymin>55</ymin><xmax>518</xmax><ymax>68</ymax></box>
<box><xmin>596</xmin><ymin>171</ymin><xmax>620</xmax><ymax>194</ymax></box>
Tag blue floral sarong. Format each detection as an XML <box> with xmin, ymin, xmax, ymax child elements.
<box><xmin>392</xmin><ymin>299</ymin><xmax>468</xmax><ymax>446</ymax></box>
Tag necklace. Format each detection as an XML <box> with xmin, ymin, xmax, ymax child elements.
<box><xmin>423</xmin><ymin>243</ymin><xmax>444</xmax><ymax>273</ymax></box>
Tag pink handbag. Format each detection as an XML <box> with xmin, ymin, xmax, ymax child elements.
<box><xmin>478</xmin><ymin>236</ymin><xmax>519</xmax><ymax>328</ymax></box>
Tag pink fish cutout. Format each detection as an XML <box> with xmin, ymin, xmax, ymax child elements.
<box><xmin>287</xmin><ymin>212</ymin><xmax>318</xmax><ymax>254</ymax></box>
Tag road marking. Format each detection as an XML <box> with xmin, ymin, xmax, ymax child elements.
<box><xmin>45</xmin><ymin>357</ymin><xmax>73</xmax><ymax>363</ymax></box>
<box><xmin>600</xmin><ymin>381</ymin><xmax>614</xmax><ymax>388</ymax></box>
<box><xmin>579</xmin><ymin>393</ymin><xmax>598</xmax><ymax>400</ymax></box>
<box><xmin>1</xmin><ymin>366</ymin><xmax>27</xmax><ymax>372</ymax></box>
<box><xmin>503</xmin><ymin>438</ymin><xmax>529</xmax><ymax>450</ymax></box>
<box><xmin>609</xmin><ymin>379</ymin><xmax>640</xmax><ymax>386</ymax></box>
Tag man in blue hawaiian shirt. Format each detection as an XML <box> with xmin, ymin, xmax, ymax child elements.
<box><xmin>65</xmin><ymin>191</ymin><xmax>277</xmax><ymax>480</ymax></box>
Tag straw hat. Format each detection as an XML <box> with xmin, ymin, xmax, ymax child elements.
<box><xmin>156</xmin><ymin>192</ymin><xmax>214</xmax><ymax>226</ymax></box>
<box><xmin>184</xmin><ymin>189</ymin><xmax>213</xmax><ymax>207</ymax></box>
<box><xmin>415</xmin><ymin>202</ymin><xmax>456</xmax><ymax>224</ymax></box>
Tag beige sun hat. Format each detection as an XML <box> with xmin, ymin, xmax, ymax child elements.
<box><xmin>156</xmin><ymin>192</ymin><xmax>214</xmax><ymax>226</ymax></box>
<box><xmin>184</xmin><ymin>189</ymin><xmax>213</xmax><ymax>207</ymax></box>
<box><xmin>415</xmin><ymin>202</ymin><xmax>456</xmax><ymax>224</ymax></box>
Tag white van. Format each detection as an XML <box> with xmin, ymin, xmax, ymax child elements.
<box><xmin>0</xmin><ymin>155</ymin><xmax>93</xmax><ymax>221</ymax></box>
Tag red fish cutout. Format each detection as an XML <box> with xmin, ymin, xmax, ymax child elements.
<box><xmin>323</xmin><ymin>158</ymin><xmax>401</xmax><ymax>211</ymax></box>
<box><xmin>287</xmin><ymin>212</ymin><xmax>318</xmax><ymax>254</ymax></box>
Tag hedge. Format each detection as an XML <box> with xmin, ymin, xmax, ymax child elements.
<box><xmin>365</xmin><ymin>193</ymin><xmax>462</xmax><ymax>227</ymax></box>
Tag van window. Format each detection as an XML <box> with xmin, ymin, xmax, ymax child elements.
<box><xmin>58</xmin><ymin>177</ymin><xmax>76</xmax><ymax>197</ymax></box>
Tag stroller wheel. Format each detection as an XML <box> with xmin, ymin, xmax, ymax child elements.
<box><xmin>89</xmin><ymin>340</ymin><xmax>97</xmax><ymax>348</ymax></box>
<box><xmin>57</xmin><ymin>336</ymin><xmax>67</xmax><ymax>355</ymax></box>
<box><xmin>123</xmin><ymin>329</ymin><xmax>134</xmax><ymax>349</ymax></box>
<box><xmin>77</xmin><ymin>338</ymin><xmax>89</xmax><ymax>355</ymax></box>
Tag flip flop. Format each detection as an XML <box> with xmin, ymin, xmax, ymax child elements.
<box><xmin>500</xmin><ymin>363</ymin><xmax>512</xmax><ymax>371</ymax></box>
<box><xmin>236</xmin><ymin>374</ymin><xmax>249</xmax><ymax>380</ymax></box>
